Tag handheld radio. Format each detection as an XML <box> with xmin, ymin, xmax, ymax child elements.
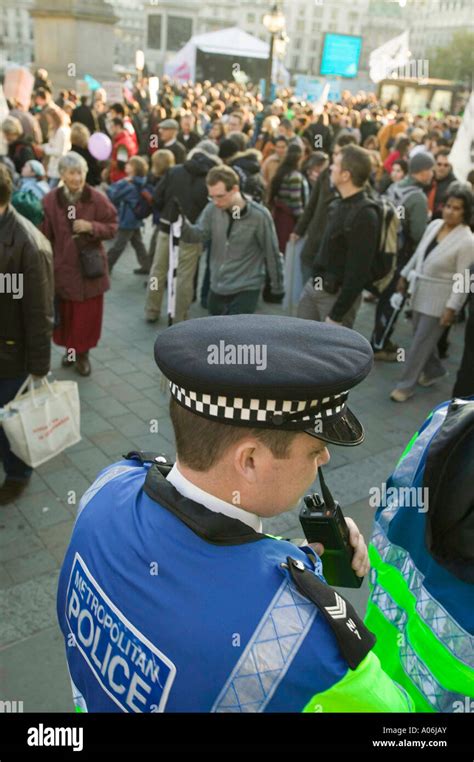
<box><xmin>299</xmin><ymin>468</ymin><xmax>363</xmax><ymax>588</ymax></box>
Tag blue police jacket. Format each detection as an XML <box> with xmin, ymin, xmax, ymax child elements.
<box><xmin>57</xmin><ymin>453</ymin><xmax>412</xmax><ymax>713</ymax></box>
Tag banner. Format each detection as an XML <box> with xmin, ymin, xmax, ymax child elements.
<box><xmin>369</xmin><ymin>31</ymin><xmax>410</xmax><ymax>84</ymax></box>
<box><xmin>3</xmin><ymin>66</ymin><xmax>34</xmax><ymax>110</ymax></box>
<box><xmin>449</xmin><ymin>91</ymin><xmax>474</xmax><ymax>182</ymax></box>
<box><xmin>102</xmin><ymin>81</ymin><xmax>124</xmax><ymax>104</ymax></box>
<box><xmin>294</xmin><ymin>75</ymin><xmax>324</xmax><ymax>103</ymax></box>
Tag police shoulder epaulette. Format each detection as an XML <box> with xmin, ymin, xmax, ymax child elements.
<box><xmin>286</xmin><ymin>556</ymin><xmax>375</xmax><ymax>670</ymax></box>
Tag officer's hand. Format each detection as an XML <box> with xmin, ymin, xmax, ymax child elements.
<box><xmin>345</xmin><ymin>517</ymin><xmax>370</xmax><ymax>577</ymax></box>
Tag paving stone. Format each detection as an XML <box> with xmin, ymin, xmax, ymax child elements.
<box><xmin>102</xmin><ymin>358</ymin><xmax>138</xmax><ymax>375</ymax></box>
<box><xmin>4</xmin><ymin>549</ymin><xmax>58</xmax><ymax>585</ymax></box>
<box><xmin>36</xmin><ymin>451</ymin><xmax>74</xmax><ymax>475</ymax></box>
<box><xmin>0</xmin><ymin>626</ymin><xmax>72</xmax><ymax>712</ymax></box>
<box><xmin>37</xmin><ymin>519</ymin><xmax>74</xmax><ymax>551</ymax></box>
<box><xmin>108</xmin><ymin>412</ymin><xmax>151</xmax><ymax>438</ymax></box>
<box><xmin>64</xmin><ymin>446</ymin><xmax>111</xmax><ymax>480</ymax></box>
<box><xmin>76</xmin><ymin>381</ymin><xmax>108</xmax><ymax>401</ymax></box>
<box><xmin>16</xmin><ymin>491</ymin><xmax>71</xmax><ymax>532</ymax></box>
<box><xmin>86</xmin><ymin>395</ymin><xmax>130</xmax><ymax>417</ymax></box>
<box><xmin>18</xmin><ymin>472</ymin><xmax>49</xmax><ymax>496</ymax></box>
<box><xmin>0</xmin><ymin>564</ymin><xmax>15</xmax><ymax>590</ymax></box>
<box><xmin>106</xmin><ymin>382</ymin><xmax>146</xmax><ymax>403</ymax></box>
<box><xmin>0</xmin><ymin>572</ymin><xmax>60</xmax><ymax>647</ymax></box>
<box><xmin>0</xmin><ymin>504</ymin><xmax>31</xmax><ymax>541</ymax></box>
<box><xmin>0</xmin><ymin>532</ymin><xmax>46</xmax><ymax>563</ymax></box>
<box><xmin>79</xmin><ymin>411</ymin><xmax>115</xmax><ymax>436</ymax></box>
<box><xmin>125</xmin><ymin>397</ymin><xmax>165</xmax><ymax>422</ymax></box>
<box><xmin>40</xmin><ymin>468</ymin><xmax>90</xmax><ymax>504</ymax></box>
<box><xmin>89</xmin><ymin>429</ymin><xmax>139</xmax><ymax>457</ymax></box>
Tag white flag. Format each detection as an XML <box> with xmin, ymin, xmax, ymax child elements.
<box><xmin>369</xmin><ymin>31</ymin><xmax>410</xmax><ymax>84</ymax></box>
<box><xmin>449</xmin><ymin>92</ymin><xmax>474</xmax><ymax>182</ymax></box>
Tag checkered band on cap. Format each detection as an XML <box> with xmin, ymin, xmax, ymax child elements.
<box><xmin>169</xmin><ymin>382</ymin><xmax>349</xmax><ymax>428</ymax></box>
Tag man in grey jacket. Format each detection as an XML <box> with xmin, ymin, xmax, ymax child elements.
<box><xmin>180</xmin><ymin>165</ymin><xmax>284</xmax><ymax>315</ymax></box>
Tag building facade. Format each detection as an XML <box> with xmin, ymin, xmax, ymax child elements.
<box><xmin>408</xmin><ymin>0</ymin><xmax>472</xmax><ymax>59</ymax></box>
<box><xmin>0</xmin><ymin>0</ymin><xmax>35</xmax><ymax>67</ymax></box>
<box><xmin>104</xmin><ymin>0</ymin><xmax>146</xmax><ymax>72</ymax></box>
<box><xmin>143</xmin><ymin>0</ymin><xmax>418</xmax><ymax>88</ymax></box>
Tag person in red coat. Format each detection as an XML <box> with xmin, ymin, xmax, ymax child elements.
<box><xmin>42</xmin><ymin>151</ymin><xmax>118</xmax><ymax>376</ymax></box>
<box><xmin>109</xmin><ymin>118</ymin><xmax>137</xmax><ymax>183</ymax></box>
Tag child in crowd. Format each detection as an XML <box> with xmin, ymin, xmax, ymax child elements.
<box><xmin>106</xmin><ymin>155</ymin><xmax>150</xmax><ymax>275</ymax></box>
<box><xmin>146</xmin><ymin>149</ymin><xmax>176</xmax><ymax>264</ymax></box>
<box><xmin>11</xmin><ymin>159</ymin><xmax>50</xmax><ymax>226</ymax></box>
<box><xmin>19</xmin><ymin>159</ymin><xmax>50</xmax><ymax>198</ymax></box>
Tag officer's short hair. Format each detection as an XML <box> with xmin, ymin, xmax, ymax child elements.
<box><xmin>206</xmin><ymin>165</ymin><xmax>240</xmax><ymax>191</ymax></box>
<box><xmin>340</xmin><ymin>144</ymin><xmax>372</xmax><ymax>188</ymax></box>
<box><xmin>170</xmin><ymin>398</ymin><xmax>299</xmax><ymax>470</ymax></box>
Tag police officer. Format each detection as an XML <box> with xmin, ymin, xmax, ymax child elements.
<box><xmin>57</xmin><ymin>315</ymin><xmax>413</xmax><ymax>713</ymax></box>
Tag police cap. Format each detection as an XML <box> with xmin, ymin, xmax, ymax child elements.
<box><xmin>154</xmin><ymin>315</ymin><xmax>373</xmax><ymax>446</ymax></box>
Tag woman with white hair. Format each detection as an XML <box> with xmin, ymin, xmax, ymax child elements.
<box><xmin>41</xmin><ymin>152</ymin><xmax>118</xmax><ymax>376</ymax></box>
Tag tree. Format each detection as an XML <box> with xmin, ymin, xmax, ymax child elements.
<box><xmin>428</xmin><ymin>31</ymin><xmax>474</xmax><ymax>85</ymax></box>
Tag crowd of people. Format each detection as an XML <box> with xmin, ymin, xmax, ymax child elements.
<box><xmin>0</xmin><ymin>68</ymin><xmax>473</xmax><ymax>503</ymax></box>
<box><xmin>1</xmin><ymin>64</ymin><xmax>473</xmax><ymax>724</ymax></box>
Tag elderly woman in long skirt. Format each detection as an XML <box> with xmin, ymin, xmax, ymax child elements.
<box><xmin>41</xmin><ymin>152</ymin><xmax>118</xmax><ymax>376</ymax></box>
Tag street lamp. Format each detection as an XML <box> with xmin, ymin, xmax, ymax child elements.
<box><xmin>263</xmin><ymin>4</ymin><xmax>286</xmax><ymax>101</ymax></box>
<box><xmin>274</xmin><ymin>32</ymin><xmax>289</xmax><ymax>60</ymax></box>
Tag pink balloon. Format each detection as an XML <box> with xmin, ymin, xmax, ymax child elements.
<box><xmin>88</xmin><ymin>132</ymin><xmax>112</xmax><ymax>161</ymax></box>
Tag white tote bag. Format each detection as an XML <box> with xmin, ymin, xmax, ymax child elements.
<box><xmin>2</xmin><ymin>376</ymin><xmax>81</xmax><ymax>467</ymax></box>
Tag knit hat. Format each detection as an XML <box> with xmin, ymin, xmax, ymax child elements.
<box><xmin>409</xmin><ymin>152</ymin><xmax>435</xmax><ymax>175</ymax></box>
<box><xmin>194</xmin><ymin>139</ymin><xmax>219</xmax><ymax>156</ymax></box>
<box><xmin>218</xmin><ymin>137</ymin><xmax>239</xmax><ymax>160</ymax></box>
<box><xmin>25</xmin><ymin>159</ymin><xmax>46</xmax><ymax>178</ymax></box>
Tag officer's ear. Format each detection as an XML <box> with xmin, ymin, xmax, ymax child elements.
<box><xmin>233</xmin><ymin>438</ymin><xmax>271</xmax><ymax>484</ymax></box>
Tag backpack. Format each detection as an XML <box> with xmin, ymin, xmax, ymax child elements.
<box><xmin>384</xmin><ymin>182</ymin><xmax>425</xmax><ymax>261</ymax></box>
<box><xmin>11</xmin><ymin>188</ymin><xmax>44</xmax><ymax>227</ymax></box>
<box><xmin>133</xmin><ymin>183</ymin><xmax>155</xmax><ymax>220</ymax></box>
<box><xmin>232</xmin><ymin>163</ymin><xmax>265</xmax><ymax>203</ymax></box>
<box><xmin>343</xmin><ymin>193</ymin><xmax>400</xmax><ymax>294</ymax></box>
<box><xmin>242</xmin><ymin>172</ymin><xmax>265</xmax><ymax>204</ymax></box>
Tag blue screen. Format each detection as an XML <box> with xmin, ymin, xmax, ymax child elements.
<box><xmin>320</xmin><ymin>33</ymin><xmax>362</xmax><ymax>78</ymax></box>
